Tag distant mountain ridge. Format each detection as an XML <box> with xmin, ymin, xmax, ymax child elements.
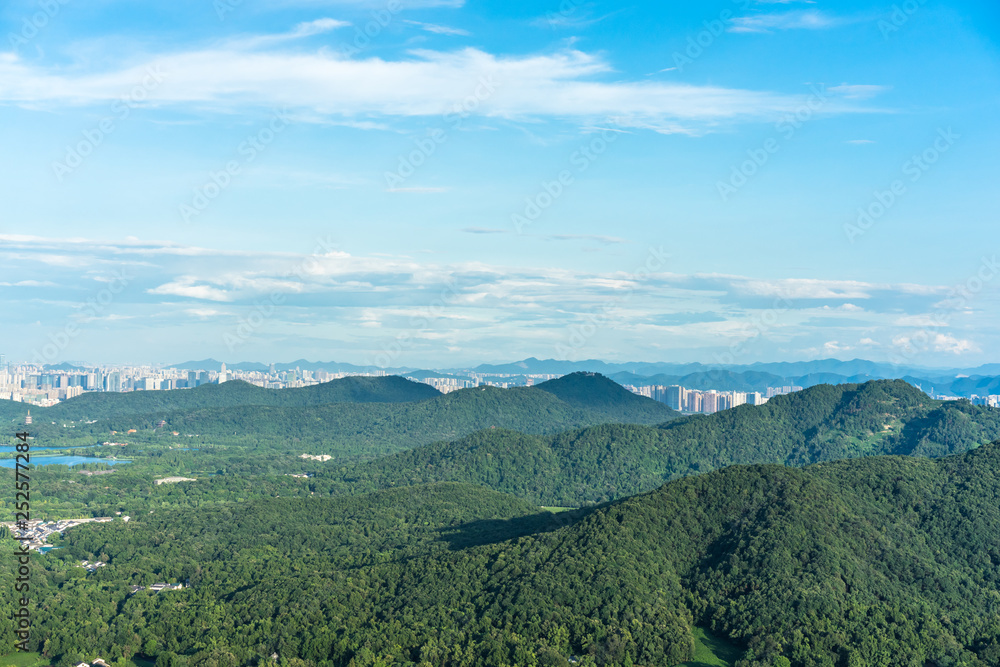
<box><xmin>2</xmin><ymin>373</ymin><xmax>679</xmax><ymax>457</ymax></box>
<box><xmin>168</xmin><ymin>358</ymin><xmax>415</xmax><ymax>373</ymax></box>
<box><xmin>323</xmin><ymin>379</ymin><xmax>1000</xmax><ymax>505</ymax></box>
<box><xmin>0</xmin><ymin>376</ymin><xmax>442</xmax><ymax>424</ymax></box>
<box><xmin>467</xmin><ymin>356</ymin><xmax>951</xmax><ymax>377</ymax></box>
<box><xmin>44</xmin><ymin>357</ymin><xmax>1000</xmax><ymax>398</ymax></box>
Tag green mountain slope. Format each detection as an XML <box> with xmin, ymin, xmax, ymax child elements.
<box><xmin>0</xmin><ymin>376</ymin><xmax>442</xmax><ymax>424</ymax></box>
<box><xmin>3</xmin><ymin>374</ymin><xmax>677</xmax><ymax>457</ymax></box>
<box><xmin>321</xmin><ymin>380</ymin><xmax>1000</xmax><ymax>504</ymax></box>
<box><xmin>27</xmin><ymin>444</ymin><xmax>1000</xmax><ymax>666</ymax></box>
<box><xmin>154</xmin><ymin>380</ymin><xmax>675</xmax><ymax>454</ymax></box>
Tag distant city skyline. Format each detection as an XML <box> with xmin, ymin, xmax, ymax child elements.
<box><xmin>1</xmin><ymin>1</ymin><xmax>998</xmax><ymax>367</ymax></box>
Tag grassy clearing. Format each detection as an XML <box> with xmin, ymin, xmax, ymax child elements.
<box><xmin>677</xmin><ymin>627</ymin><xmax>742</xmax><ymax>667</ymax></box>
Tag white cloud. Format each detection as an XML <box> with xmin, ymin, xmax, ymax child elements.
<box><xmin>404</xmin><ymin>20</ymin><xmax>470</xmax><ymax>36</ymax></box>
<box><xmin>823</xmin><ymin>340</ymin><xmax>851</xmax><ymax>353</ymax></box>
<box><xmin>0</xmin><ymin>280</ymin><xmax>57</xmax><ymax>287</ymax></box>
<box><xmin>273</xmin><ymin>0</ymin><xmax>464</xmax><ymax>6</ymax></box>
<box><xmin>7</xmin><ymin>234</ymin><xmax>989</xmax><ymax>367</ymax></box>
<box><xmin>148</xmin><ymin>279</ymin><xmax>235</xmax><ymax>302</ymax></box>
<box><xmin>895</xmin><ymin>314</ymin><xmax>948</xmax><ymax>327</ymax></box>
<box><xmin>893</xmin><ymin>333</ymin><xmax>981</xmax><ymax>355</ymax></box>
<box><xmin>729</xmin><ymin>10</ymin><xmax>844</xmax><ymax>33</ymax></box>
<box><xmin>186</xmin><ymin>308</ymin><xmax>226</xmax><ymax>319</ymax></box>
<box><xmin>0</xmin><ymin>38</ymin><xmax>873</xmax><ymax>133</ymax></box>
<box><xmin>828</xmin><ymin>84</ymin><xmax>891</xmax><ymax>100</ymax></box>
<box><xmin>292</xmin><ymin>18</ymin><xmax>352</xmax><ymax>36</ymax></box>
<box><xmin>232</xmin><ymin>18</ymin><xmax>350</xmax><ymax>48</ymax></box>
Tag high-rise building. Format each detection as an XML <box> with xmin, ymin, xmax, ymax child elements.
<box><xmin>665</xmin><ymin>385</ymin><xmax>685</xmax><ymax>411</ymax></box>
<box><xmin>219</xmin><ymin>362</ymin><xmax>228</xmax><ymax>384</ymax></box>
<box><xmin>702</xmin><ymin>392</ymin><xmax>719</xmax><ymax>414</ymax></box>
<box><xmin>105</xmin><ymin>372</ymin><xmax>122</xmax><ymax>393</ymax></box>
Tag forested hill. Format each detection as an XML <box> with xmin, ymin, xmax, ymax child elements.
<box><xmin>151</xmin><ymin>379</ymin><xmax>675</xmax><ymax>455</ymax></box>
<box><xmin>29</xmin><ymin>444</ymin><xmax>1000</xmax><ymax>666</ymax></box>
<box><xmin>3</xmin><ymin>373</ymin><xmax>677</xmax><ymax>457</ymax></box>
<box><xmin>534</xmin><ymin>371</ymin><xmax>655</xmax><ymax>410</ymax></box>
<box><xmin>0</xmin><ymin>376</ymin><xmax>442</xmax><ymax>423</ymax></box>
<box><xmin>483</xmin><ymin>441</ymin><xmax>1000</xmax><ymax>666</ymax></box>
<box><xmin>324</xmin><ymin>379</ymin><xmax>1000</xmax><ymax>504</ymax></box>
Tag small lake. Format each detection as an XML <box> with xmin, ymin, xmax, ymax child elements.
<box><xmin>0</xmin><ymin>445</ymin><xmax>97</xmax><ymax>453</ymax></box>
<box><xmin>0</xmin><ymin>456</ymin><xmax>132</xmax><ymax>468</ymax></box>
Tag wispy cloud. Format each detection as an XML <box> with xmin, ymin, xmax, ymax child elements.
<box><xmin>404</xmin><ymin>20</ymin><xmax>470</xmax><ymax>36</ymax></box>
<box><xmin>893</xmin><ymin>333</ymin><xmax>980</xmax><ymax>355</ymax></box>
<box><xmin>462</xmin><ymin>227</ymin><xmax>508</xmax><ymax>234</ymax></box>
<box><xmin>828</xmin><ymin>84</ymin><xmax>891</xmax><ymax>100</ymax></box>
<box><xmin>0</xmin><ymin>32</ymin><xmax>875</xmax><ymax>134</ymax></box>
<box><xmin>531</xmin><ymin>10</ymin><xmax>622</xmax><ymax>30</ymax></box>
<box><xmin>236</xmin><ymin>17</ymin><xmax>350</xmax><ymax>47</ymax></box>
<box><xmin>729</xmin><ymin>10</ymin><xmax>844</xmax><ymax>33</ymax></box>
<box><xmin>270</xmin><ymin>0</ymin><xmax>464</xmax><ymax>7</ymax></box>
<box><xmin>6</xmin><ymin>234</ymin><xmax>981</xmax><ymax>365</ymax></box>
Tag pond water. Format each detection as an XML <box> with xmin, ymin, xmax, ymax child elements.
<box><xmin>0</xmin><ymin>456</ymin><xmax>132</xmax><ymax>468</ymax></box>
<box><xmin>0</xmin><ymin>445</ymin><xmax>97</xmax><ymax>453</ymax></box>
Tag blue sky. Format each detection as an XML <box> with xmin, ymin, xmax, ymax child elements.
<box><xmin>1</xmin><ymin>0</ymin><xmax>998</xmax><ymax>368</ymax></box>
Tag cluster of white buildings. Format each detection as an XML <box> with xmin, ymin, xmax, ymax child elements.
<box><xmin>407</xmin><ymin>373</ymin><xmax>558</xmax><ymax>393</ymax></box>
<box><xmin>3</xmin><ymin>517</ymin><xmax>114</xmax><ymax>551</ymax></box>
<box><xmin>970</xmin><ymin>395</ymin><xmax>1000</xmax><ymax>408</ymax></box>
<box><xmin>626</xmin><ymin>384</ymin><xmax>804</xmax><ymax>414</ymax></box>
<box><xmin>128</xmin><ymin>582</ymin><xmax>184</xmax><ymax>595</ymax></box>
